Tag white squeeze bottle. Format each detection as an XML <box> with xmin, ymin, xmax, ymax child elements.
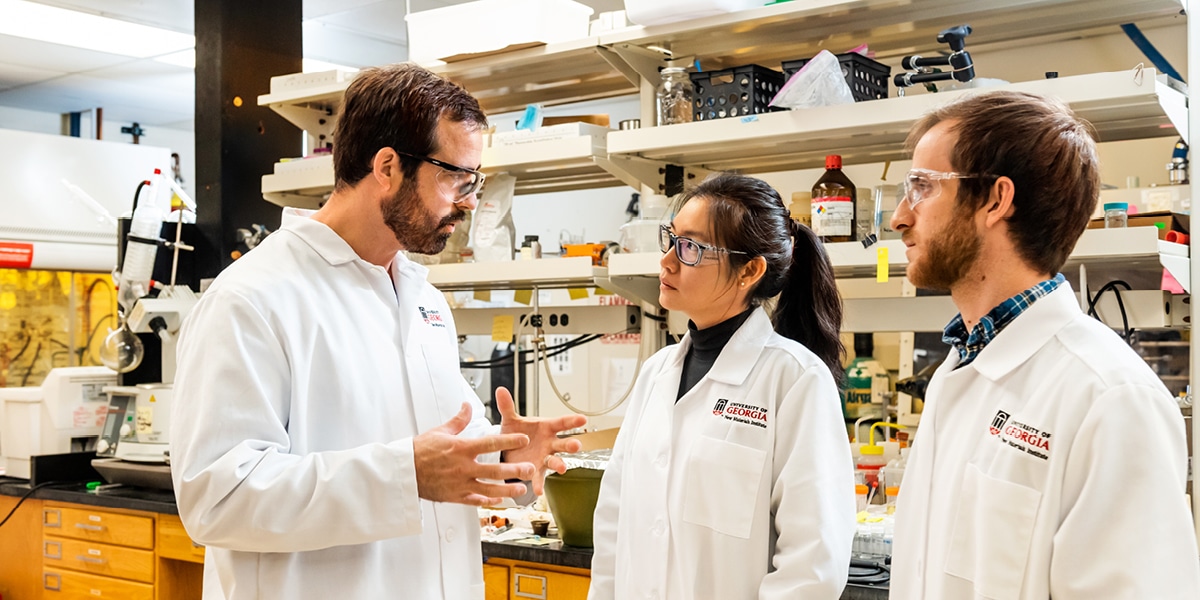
<box><xmin>119</xmin><ymin>170</ymin><xmax>166</xmax><ymax>310</ymax></box>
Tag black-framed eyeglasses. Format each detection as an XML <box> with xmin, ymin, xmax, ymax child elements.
<box><xmin>395</xmin><ymin>150</ymin><xmax>486</xmax><ymax>200</ymax></box>
<box><xmin>659</xmin><ymin>224</ymin><xmax>748</xmax><ymax>267</ymax></box>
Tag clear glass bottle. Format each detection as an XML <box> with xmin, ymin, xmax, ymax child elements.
<box><xmin>656</xmin><ymin>67</ymin><xmax>695</xmax><ymax>126</ymax></box>
<box><xmin>1104</xmin><ymin>202</ymin><xmax>1128</xmax><ymax>228</ymax></box>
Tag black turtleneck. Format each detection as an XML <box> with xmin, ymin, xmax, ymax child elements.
<box><xmin>676</xmin><ymin>307</ymin><xmax>755</xmax><ymax>401</ymax></box>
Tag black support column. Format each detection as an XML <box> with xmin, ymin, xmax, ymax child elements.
<box><xmin>194</xmin><ymin>0</ymin><xmax>302</xmax><ymax>280</ymax></box>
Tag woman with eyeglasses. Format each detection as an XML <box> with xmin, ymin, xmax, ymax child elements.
<box><xmin>589</xmin><ymin>173</ymin><xmax>855</xmax><ymax>600</ymax></box>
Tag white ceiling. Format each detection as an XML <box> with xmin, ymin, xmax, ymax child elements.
<box><xmin>0</xmin><ymin>0</ymin><xmax>624</xmax><ymax>130</ymax></box>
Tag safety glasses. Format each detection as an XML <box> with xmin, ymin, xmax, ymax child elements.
<box><xmin>396</xmin><ymin>151</ymin><xmax>486</xmax><ymax>200</ymax></box>
<box><xmin>901</xmin><ymin>168</ymin><xmax>994</xmax><ymax>209</ymax></box>
<box><xmin>659</xmin><ymin>224</ymin><xmax>748</xmax><ymax>267</ymax></box>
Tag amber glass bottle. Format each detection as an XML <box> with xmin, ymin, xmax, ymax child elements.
<box><xmin>811</xmin><ymin>154</ymin><xmax>857</xmax><ymax>243</ymax></box>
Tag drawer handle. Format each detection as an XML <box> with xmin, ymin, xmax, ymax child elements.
<box><xmin>43</xmin><ymin>508</ymin><xmax>62</xmax><ymax>528</ymax></box>
<box><xmin>76</xmin><ymin>555</ymin><xmax>107</xmax><ymax>565</ymax></box>
<box><xmin>74</xmin><ymin>523</ymin><xmax>105</xmax><ymax>532</ymax></box>
<box><xmin>43</xmin><ymin>572</ymin><xmax>62</xmax><ymax>591</ymax></box>
<box><xmin>514</xmin><ymin>573</ymin><xmax>547</xmax><ymax>599</ymax></box>
<box><xmin>43</xmin><ymin>540</ymin><xmax>62</xmax><ymax>559</ymax></box>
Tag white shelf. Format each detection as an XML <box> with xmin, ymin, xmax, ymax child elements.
<box><xmin>261</xmin><ymin>155</ymin><xmax>334</xmax><ymax>210</ymax></box>
<box><xmin>483</xmin><ymin>135</ymin><xmax>620</xmax><ymax>195</ymax></box>
<box><xmin>426</xmin><ymin>256</ymin><xmax>603</xmax><ymax>291</ymax></box>
<box><xmin>607</xmin><ymin>70</ymin><xmax>1182</xmax><ymax>176</ymax></box>
<box><xmin>603</xmin><ymin>226</ymin><xmax>1189</xmax><ymax>305</ymax></box>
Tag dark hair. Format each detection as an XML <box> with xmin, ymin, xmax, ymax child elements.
<box><xmin>906</xmin><ymin>90</ymin><xmax>1100</xmax><ymax>274</ymax></box>
<box><xmin>676</xmin><ymin>172</ymin><xmax>845</xmax><ymax>384</ymax></box>
<box><xmin>332</xmin><ymin>62</ymin><xmax>488</xmax><ymax>190</ymax></box>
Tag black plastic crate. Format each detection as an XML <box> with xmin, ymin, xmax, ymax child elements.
<box><xmin>782</xmin><ymin>52</ymin><xmax>890</xmax><ymax>102</ymax></box>
<box><xmin>689</xmin><ymin>64</ymin><xmax>785</xmax><ymax>121</ymax></box>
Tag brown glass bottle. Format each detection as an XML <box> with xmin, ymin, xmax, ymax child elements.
<box><xmin>811</xmin><ymin>155</ymin><xmax>857</xmax><ymax>243</ymax></box>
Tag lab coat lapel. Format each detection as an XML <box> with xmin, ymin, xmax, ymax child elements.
<box><xmin>967</xmin><ymin>283</ymin><xmax>1078</xmax><ymax>382</ymax></box>
<box><xmin>391</xmin><ymin>254</ymin><xmax>443</xmax><ymax>433</ymax></box>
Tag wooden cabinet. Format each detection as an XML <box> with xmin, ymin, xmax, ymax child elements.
<box><xmin>485</xmin><ymin>558</ymin><xmax>591</xmax><ymax>600</ymax></box>
<box><xmin>0</xmin><ymin>495</ymin><xmax>43</xmax><ymax>600</ymax></box>
<box><xmin>31</xmin><ymin>502</ymin><xmax>204</xmax><ymax>600</ymax></box>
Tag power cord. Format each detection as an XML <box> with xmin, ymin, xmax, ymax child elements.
<box><xmin>1085</xmin><ymin>280</ymin><xmax>1135</xmax><ymax>344</ymax></box>
<box><xmin>0</xmin><ymin>481</ymin><xmax>71</xmax><ymax>529</ymax></box>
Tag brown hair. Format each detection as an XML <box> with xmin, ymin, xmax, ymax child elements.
<box><xmin>675</xmin><ymin>173</ymin><xmax>845</xmax><ymax>384</ymax></box>
<box><xmin>906</xmin><ymin>90</ymin><xmax>1100</xmax><ymax>274</ymax></box>
<box><xmin>332</xmin><ymin>63</ymin><xmax>488</xmax><ymax>190</ymax></box>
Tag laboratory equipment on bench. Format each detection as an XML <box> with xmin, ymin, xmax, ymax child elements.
<box><xmin>894</xmin><ymin>25</ymin><xmax>975</xmax><ymax>92</ymax></box>
<box><xmin>0</xmin><ymin>366</ymin><xmax>116</xmax><ymax>479</ymax></box>
<box><xmin>542</xmin><ymin>449</ymin><xmax>610</xmax><ymax>547</ymax></box>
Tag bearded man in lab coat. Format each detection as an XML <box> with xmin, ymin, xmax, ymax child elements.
<box><xmin>888</xmin><ymin>90</ymin><xmax>1200</xmax><ymax>599</ymax></box>
<box><xmin>170</xmin><ymin>63</ymin><xmax>586</xmax><ymax>600</ymax></box>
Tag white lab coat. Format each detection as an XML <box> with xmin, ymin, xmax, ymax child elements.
<box><xmin>891</xmin><ymin>283</ymin><xmax>1200</xmax><ymax>600</ymax></box>
<box><xmin>589</xmin><ymin>308</ymin><xmax>855</xmax><ymax>600</ymax></box>
<box><xmin>171</xmin><ymin>210</ymin><xmax>496</xmax><ymax>600</ymax></box>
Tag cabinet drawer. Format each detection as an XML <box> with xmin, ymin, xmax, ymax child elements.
<box><xmin>158</xmin><ymin>513</ymin><xmax>206</xmax><ymax>563</ymax></box>
<box><xmin>484</xmin><ymin>563</ymin><xmax>509</xmax><ymax>600</ymax></box>
<box><xmin>512</xmin><ymin>566</ymin><xmax>590</xmax><ymax>600</ymax></box>
<box><xmin>43</xmin><ymin>568</ymin><xmax>154</xmax><ymax>600</ymax></box>
<box><xmin>43</xmin><ymin>536</ymin><xmax>155</xmax><ymax>583</ymax></box>
<box><xmin>42</xmin><ymin>506</ymin><xmax>154</xmax><ymax>549</ymax></box>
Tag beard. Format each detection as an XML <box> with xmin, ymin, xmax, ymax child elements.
<box><xmin>905</xmin><ymin>203</ymin><xmax>981</xmax><ymax>291</ymax></box>
<box><xmin>382</xmin><ymin>178</ymin><xmax>466</xmax><ymax>255</ymax></box>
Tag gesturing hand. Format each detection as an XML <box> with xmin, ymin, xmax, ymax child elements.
<box><xmin>413</xmin><ymin>402</ymin><xmax>537</xmax><ymax>507</ymax></box>
<box><xmin>496</xmin><ymin>387</ymin><xmax>588</xmax><ymax>495</ymax></box>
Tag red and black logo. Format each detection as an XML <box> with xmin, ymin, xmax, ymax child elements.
<box><xmin>989</xmin><ymin>410</ymin><xmax>1010</xmax><ymax>436</ymax></box>
<box><xmin>418</xmin><ymin>306</ymin><xmax>446</xmax><ymax>328</ymax></box>
<box><xmin>713</xmin><ymin>398</ymin><xmax>728</xmax><ymax>416</ymax></box>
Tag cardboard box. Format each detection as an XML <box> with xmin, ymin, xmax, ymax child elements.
<box><xmin>1086</xmin><ymin>211</ymin><xmax>1190</xmax><ymax>240</ymax></box>
<box><xmin>568</xmin><ymin>427</ymin><xmax>619</xmax><ymax>451</ymax></box>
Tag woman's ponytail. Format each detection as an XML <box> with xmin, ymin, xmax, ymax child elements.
<box><xmin>772</xmin><ymin>220</ymin><xmax>845</xmax><ymax>385</ymax></box>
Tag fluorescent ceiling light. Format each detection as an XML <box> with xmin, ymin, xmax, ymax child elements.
<box><xmin>154</xmin><ymin>49</ymin><xmax>358</xmax><ymax>74</ymax></box>
<box><xmin>0</xmin><ymin>0</ymin><xmax>193</xmax><ymax>58</ymax></box>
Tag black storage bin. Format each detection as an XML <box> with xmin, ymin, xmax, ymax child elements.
<box><xmin>782</xmin><ymin>52</ymin><xmax>890</xmax><ymax>101</ymax></box>
<box><xmin>689</xmin><ymin>64</ymin><xmax>785</xmax><ymax>121</ymax></box>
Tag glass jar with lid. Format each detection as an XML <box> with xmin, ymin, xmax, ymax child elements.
<box><xmin>1103</xmin><ymin>202</ymin><xmax>1128</xmax><ymax>228</ymax></box>
<box><xmin>656</xmin><ymin>67</ymin><xmax>695</xmax><ymax>126</ymax></box>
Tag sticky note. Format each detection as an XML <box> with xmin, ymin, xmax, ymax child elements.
<box><xmin>492</xmin><ymin>315</ymin><xmax>515</xmax><ymax>342</ymax></box>
<box><xmin>876</xmin><ymin>246</ymin><xmax>889</xmax><ymax>283</ymax></box>
<box><xmin>567</xmin><ymin>288</ymin><xmax>589</xmax><ymax>300</ymax></box>
<box><xmin>514</xmin><ymin>289</ymin><xmax>533</xmax><ymax>305</ymax></box>
<box><xmin>473</xmin><ymin>289</ymin><xmax>491</xmax><ymax>302</ymax></box>
<box><xmin>593</xmin><ymin>287</ymin><xmax>613</xmax><ymax>295</ymax></box>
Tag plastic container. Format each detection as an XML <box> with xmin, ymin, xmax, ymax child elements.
<box><xmin>543</xmin><ymin>467</ymin><xmax>604</xmax><ymax>547</ymax></box>
<box><xmin>782</xmin><ymin>52</ymin><xmax>890</xmax><ymax>102</ymax></box>
<box><xmin>855</xmin><ymin>444</ymin><xmax>888</xmax><ymax>494</ymax></box>
<box><xmin>625</xmin><ymin>0</ymin><xmax>766</xmax><ymax>26</ymax></box>
<box><xmin>656</xmin><ymin>67</ymin><xmax>695</xmax><ymax>126</ymax></box>
<box><xmin>119</xmin><ymin>172</ymin><xmax>165</xmax><ymax>310</ymax></box>
<box><xmin>405</xmin><ymin>0</ymin><xmax>594</xmax><ymax>64</ymax></box>
<box><xmin>690</xmin><ymin>64</ymin><xmax>784</xmax><ymax>121</ymax></box>
<box><xmin>1104</xmin><ymin>202</ymin><xmax>1128</xmax><ymax>228</ymax></box>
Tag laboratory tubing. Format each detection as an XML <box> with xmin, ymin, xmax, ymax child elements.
<box><xmin>656</xmin><ymin>67</ymin><xmax>695</xmax><ymax>126</ymax></box>
<box><xmin>1103</xmin><ymin>202</ymin><xmax>1128</xmax><ymax>228</ymax></box>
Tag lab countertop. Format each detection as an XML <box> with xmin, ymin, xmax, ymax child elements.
<box><xmin>0</xmin><ymin>477</ymin><xmax>888</xmax><ymax>599</ymax></box>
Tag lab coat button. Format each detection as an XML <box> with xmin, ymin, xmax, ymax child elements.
<box><xmin>445</xmin><ymin>527</ymin><xmax>456</xmax><ymax>542</ymax></box>
<box><xmin>652</xmin><ymin>519</ymin><xmax>665</xmax><ymax>536</ymax></box>
<box><xmin>655</xmin><ymin>455</ymin><xmax>667</xmax><ymax>468</ymax></box>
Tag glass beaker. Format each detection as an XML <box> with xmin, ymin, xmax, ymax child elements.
<box><xmin>656</xmin><ymin>67</ymin><xmax>695</xmax><ymax>126</ymax></box>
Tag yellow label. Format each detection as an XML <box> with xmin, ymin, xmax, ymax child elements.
<box><xmin>876</xmin><ymin>246</ymin><xmax>889</xmax><ymax>283</ymax></box>
<box><xmin>593</xmin><ymin>287</ymin><xmax>613</xmax><ymax>295</ymax></box>
<box><xmin>513</xmin><ymin>289</ymin><xmax>533</xmax><ymax>305</ymax></box>
<box><xmin>473</xmin><ymin>289</ymin><xmax>492</xmax><ymax>302</ymax></box>
<box><xmin>567</xmin><ymin>288</ymin><xmax>589</xmax><ymax>300</ymax></box>
<box><xmin>491</xmin><ymin>315</ymin><xmax>515</xmax><ymax>342</ymax></box>
<box><xmin>0</xmin><ymin>291</ymin><xmax>15</xmax><ymax>310</ymax></box>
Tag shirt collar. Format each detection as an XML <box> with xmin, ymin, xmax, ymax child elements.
<box><xmin>943</xmin><ymin>273</ymin><xmax>1065</xmax><ymax>369</ymax></box>
<box><xmin>280</xmin><ymin>207</ymin><xmax>416</xmax><ymax>276</ymax></box>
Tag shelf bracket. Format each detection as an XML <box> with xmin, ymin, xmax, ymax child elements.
<box><xmin>596</xmin><ymin>154</ymin><xmax>714</xmax><ymax>195</ymax></box>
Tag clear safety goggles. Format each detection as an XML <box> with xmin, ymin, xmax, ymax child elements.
<box><xmin>396</xmin><ymin>151</ymin><xmax>486</xmax><ymax>200</ymax></box>
<box><xmin>659</xmin><ymin>224</ymin><xmax>748</xmax><ymax>267</ymax></box>
<box><xmin>901</xmin><ymin>168</ymin><xmax>993</xmax><ymax>209</ymax></box>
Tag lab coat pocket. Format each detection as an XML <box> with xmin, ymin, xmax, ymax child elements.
<box><xmin>944</xmin><ymin>463</ymin><xmax>1042</xmax><ymax>600</ymax></box>
<box><xmin>681</xmin><ymin>436</ymin><xmax>767</xmax><ymax>539</ymax></box>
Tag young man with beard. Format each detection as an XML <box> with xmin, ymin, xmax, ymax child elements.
<box><xmin>171</xmin><ymin>63</ymin><xmax>586</xmax><ymax>600</ymax></box>
<box><xmin>888</xmin><ymin>90</ymin><xmax>1200</xmax><ymax>600</ymax></box>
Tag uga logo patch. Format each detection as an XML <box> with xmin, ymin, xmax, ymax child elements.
<box><xmin>418</xmin><ymin>306</ymin><xmax>446</xmax><ymax>328</ymax></box>
<box><xmin>711</xmin><ymin>399</ymin><xmax>768</xmax><ymax>429</ymax></box>
<box><xmin>989</xmin><ymin>410</ymin><xmax>1010</xmax><ymax>436</ymax></box>
<box><xmin>990</xmin><ymin>411</ymin><xmax>1052</xmax><ymax>460</ymax></box>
